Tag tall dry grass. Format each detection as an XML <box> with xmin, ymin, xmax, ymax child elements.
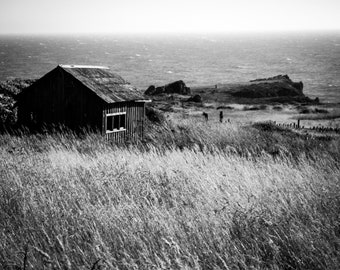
<box><xmin>0</xmin><ymin>120</ymin><xmax>339</xmax><ymax>269</ymax></box>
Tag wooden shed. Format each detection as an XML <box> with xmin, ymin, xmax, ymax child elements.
<box><xmin>17</xmin><ymin>65</ymin><xmax>149</xmax><ymax>142</ymax></box>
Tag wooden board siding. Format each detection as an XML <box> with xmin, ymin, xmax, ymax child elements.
<box><xmin>17</xmin><ymin>69</ymin><xmax>103</xmax><ymax>131</ymax></box>
<box><xmin>63</xmin><ymin>73</ymin><xmax>103</xmax><ymax>131</ymax></box>
<box><xmin>17</xmin><ymin>66</ymin><xmax>146</xmax><ymax>142</ymax></box>
<box><xmin>103</xmin><ymin>102</ymin><xmax>145</xmax><ymax>142</ymax></box>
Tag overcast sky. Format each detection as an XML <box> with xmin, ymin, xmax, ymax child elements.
<box><xmin>1</xmin><ymin>0</ymin><xmax>340</xmax><ymax>34</ymax></box>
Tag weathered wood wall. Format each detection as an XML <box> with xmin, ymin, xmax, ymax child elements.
<box><xmin>103</xmin><ymin>102</ymin><xmax>145</xmax><ymax>142</ymax></box>
<box><xmin>17</xmin><ymin>67</ymin><xmax>102</xmax><ymax>131</ymax></box>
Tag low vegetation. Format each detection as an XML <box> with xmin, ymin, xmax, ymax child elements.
<box><xmin>295</xmin><ymin>111</ymin><xmax>340</xmax><ymax>121</ymax></box>
<box><xmin>272</xmin><ymin>105</ymin><xmax>283</xmax><ymax>111</ymax></box>
<box><xmin>242</xmin><ymin>105</ymin><xmax>267</xmax><ymax>111</ymax></box>
<box><xmin>0</xmin><ymin>79</ymin><xmax>35</xmax><ymax>126</ymax></box>
<box><xmin>298</xmin><ymin>107</ymin><xmax>329</xmax><ymax>114</ymax></box>
<box><xmin>1</xmin><ymin>120</ymin><xmax>339</xmax><ymax>269</ymax></box>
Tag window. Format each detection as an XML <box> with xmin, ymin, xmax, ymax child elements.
<box><xmin>106</xmin><ymin>112</ymin><xmax>126</xmax><ymax>133</ymax></box>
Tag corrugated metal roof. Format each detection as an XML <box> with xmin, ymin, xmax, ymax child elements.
<box><xmin>59</xmin><ymin>65</ymin><xmax>144</xmax><ymax>103</ymax></box>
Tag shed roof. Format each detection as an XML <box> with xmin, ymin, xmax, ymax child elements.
<box><xmin>59</xmin><ymin>65</ymin><xmax>145</xmax><ymax>103</ymax></box>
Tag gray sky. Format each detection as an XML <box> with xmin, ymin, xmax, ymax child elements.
<box><xmin>1</xmin><ymin>0</ymin><xmax>340</xmax><ymax>34</ymax></box>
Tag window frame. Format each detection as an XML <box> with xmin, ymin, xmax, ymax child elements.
<box><xmin>106</xmin><ymin>112</ymin><xmax>127</xmax><ymax>134</ymax></box>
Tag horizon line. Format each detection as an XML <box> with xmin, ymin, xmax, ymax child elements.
<box><xmin>1</xmin><ymin>29</ymin><xmax>340</xmax><ymax>36</ymax></box>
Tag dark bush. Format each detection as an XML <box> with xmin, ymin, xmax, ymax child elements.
<box><xmin>145</xmin><ymin>106</ymin><xmax>165</xmax><ymax>123</ymax></box>
<box><xmin>217</xmin><ymin>105</ymin><xmax>234</xmax><ymax>110</ymax></box>
<box><xmin>273</xmin><ymin>105</ymin><xmax>283</xmax><ymax>111</ymax></box>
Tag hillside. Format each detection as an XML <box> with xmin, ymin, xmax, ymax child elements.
<box><xmin>0</xmin><ymin>79</ymin><xmax>36</xmax><ymax>125</ymax></box>
<box><xmin>0</xmin><ymin>74</ymin><xmax>339</xmax><ymax>269</ymax></box>
<box><xmin>0</xmin><ymin>120</ymin><xmax>339</xmax><ymax>269</ymax></box>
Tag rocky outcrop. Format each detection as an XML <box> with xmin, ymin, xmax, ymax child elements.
<box><xmin>145</xmin><ymin>80</ymin><xmax>191</xmax><ymax>95</ymax></box>
<box><xmin>232</xmin><ymin>75</ymin><xmax>304</xmax><ymax>98</ymax></box>
<box><xmin>250</xmin><ymin>74</ymin><xmax>290</xmax><ymax>82</ymax></box>
<box><xmin>186</xmin><ymin>95</ymin><xmax>202</xmax><ymax>103</ymax></box>
<box><xmin>145</xmin><ymin>85</ymin><xmax>157</xmax><ymax>95</ymax></box>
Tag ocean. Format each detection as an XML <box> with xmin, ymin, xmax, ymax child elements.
<box><xmin>0</xmin><ymin>32</ymin><xmax>339</xmax><ymax>103</ymax></box>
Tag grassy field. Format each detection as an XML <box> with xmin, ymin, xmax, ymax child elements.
<box><xmin>0</xmin><ymin>120</ymin><xmax>339</xmax><ymax>269</ymax></box>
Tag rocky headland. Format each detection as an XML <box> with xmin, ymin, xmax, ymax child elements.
<box><xmin>145</xmin><ymin>75</ymin><xmax>319</xmax><ymax>105</ymax></box>
<box><xmin>145</xmin><ymin>80</ymin><xmax>191</xmax><ymax>95</ymax></box>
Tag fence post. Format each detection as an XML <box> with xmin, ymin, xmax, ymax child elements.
<box><xmin>219</xmin><ymin>111</ymin><xmax>223</xmax><ymax>123</ymax></box>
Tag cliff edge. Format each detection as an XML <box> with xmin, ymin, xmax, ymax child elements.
<box><xmin>230</xmin><ymin>75</ymin><xmax>304</xmax><ymax>98</ymax></box>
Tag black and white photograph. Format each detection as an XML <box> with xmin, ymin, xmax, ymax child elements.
<box><xmin>0</xmin><ymin>0</ymin><xmax>339</xmax><ymax>269</ymax></box>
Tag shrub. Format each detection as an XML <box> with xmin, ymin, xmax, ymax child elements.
<box><xmin>273</xmin><ymin>105</ymin><xmax>283</xmax><ymax>111</ymax></box>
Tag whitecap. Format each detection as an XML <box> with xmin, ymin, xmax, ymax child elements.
<box><xmin>236</xmin><ymin>65</ymin><xmax>251</xmax><ymax>69</ymax></box>
<box><xmin>286</xmin><ymin>57</ymin><xmax>292</xmax><ymax>61</ymax></box>
<box><xmin>148</xmin><ymin>59</ymin><xmax>153</xmax><ymax>62</ymax></box>
<box><xmin>135</xmin><ymin>54</ymin><xmax>141</xmax><ymax>57</ymax></box>
<box><xmin>166</xmin><ymin>71</ymin><xmax>173</xmax><ymax>74</ymax></box>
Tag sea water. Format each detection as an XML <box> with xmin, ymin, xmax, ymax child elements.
<box><xmin>0</xmin><ymin>32</ymin><xmax>339</xmax><ymax>103</ymax></box>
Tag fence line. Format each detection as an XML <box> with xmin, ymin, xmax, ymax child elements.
<box><xmin>202</xmin><ymin>113</ymin><xmax>340</xmax><ymax>133</ymax></box>
<box><xmin>267</xmin><ymin>120</ymin><xmax>340</xmax><ymax>133</ymax></box>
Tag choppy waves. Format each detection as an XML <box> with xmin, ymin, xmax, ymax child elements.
<box><xmin>0</xmin><ymin>33</ymin><xmax>339</xmax><ymax>102</ymax></box>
